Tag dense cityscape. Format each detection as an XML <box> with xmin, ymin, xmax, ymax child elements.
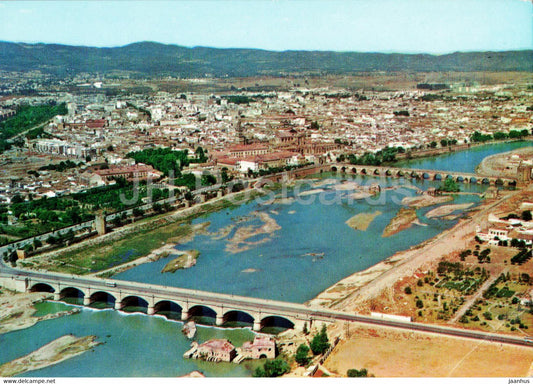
<box><xmin>0</xmin><ymin>0</ymin><xmax>532</xmax><ymax>380</ymax></box>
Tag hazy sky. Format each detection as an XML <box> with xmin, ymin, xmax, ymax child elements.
<box><xmin>0</xmin><ymin>0</ymin><xmax>531</xmax><ymax>54</ymax></box>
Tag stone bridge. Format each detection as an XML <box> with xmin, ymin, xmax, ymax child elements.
<box><xmin>2</xmin><ymin>270</ymin><xmax>328</xmax><ymax>332</ymax></box>
<box><xmin>328</xmin><ymin>164</ymin><xmax>517</xmax><ymax>186</ymax></box>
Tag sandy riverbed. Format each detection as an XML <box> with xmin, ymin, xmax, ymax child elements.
<box><xmin>345</xmin><ymin>211</ymin><xmax>382</xmax><ymax>231</ymax></box>
<box><xmin>401</xmin><ymin>194</ymin><xmax>453</xmax><ymax>208</ymax></box>
<box><xmin>226</xmin><ymin>212</ymin><xmax>281</xmax><ymax>253</ymax></box>
<box><xmin>425</xmin><ymin>203</ymin><xmax>474</xmax><ymax>219</ymax></box>
<box><xmin>0</xmin><ymin>334</ymin><xmax>101</xmax><ymax>377</ymax></box>
<box><xmin>0</xmin><ymin>290</ymin><xmax>79</xmax><ymax>335</ymax></box>
<box><xmin>382</xmin><ymin>208</ymin><xmax>418</xmax><ymax>237</ymax></box>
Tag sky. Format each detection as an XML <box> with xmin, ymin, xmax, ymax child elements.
<box><xmin>0</xmin><ymin>0</ymin><xmax>531</xmax><ymax>54</ymax></box>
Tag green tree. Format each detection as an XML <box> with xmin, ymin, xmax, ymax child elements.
<box><xmin>310</xmin><ymin>324</ymin><xmax>330</xmax><ymax>355</ymax></box>
<box><xmin>295</xmin><ymin>344</ymin><xmax>311</xmax><ymax>366</ymax></box>
<box><xmin>439</xmin><ymin>178</ymin><xmax>460</xmax><ymax>193</ymax></box>
<box><xmin>347</xmin><ymin>368</ymin><xmax>369</xmax><ymax>377</ymax></box>
<box><xmin>132</xmin><ymin>207</ymin><xmax>144</xmax><ymax>217</ymax></box>
<box><xmin>253</xmin><ymin>359</ymin><xmax>290</xmax><ymax>377</ymax></box>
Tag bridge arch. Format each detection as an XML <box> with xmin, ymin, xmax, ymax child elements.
<box><xmin>341</xmin><ymin>166</ymin><xmax>346</xmax><ymax>173</ymax></box>
<box><xmin>410</xmin><ymin>171</ymin><xmax>419</xmax><ymax>179</ymax></box>
<box><xmin>89</xmin><ymin>291</ymin><xmax>116</xmax><ymax>308</ymax></box>
<box><xmin>434</xmin><ymin>174</ymin><xmax>442</xmax><ymax>181</ymax></box>
<box><xmin>331</xmin><ymin>166</ymin><xmax>337</xmax><ymax>172</ymax></box>
<box><xmin>397</xmin><ymin>170</ymin><xmax>404</xmax><ymax>177</ymax></box>
<box><xmin>470</xmin><ymin>177</ymin><xmax>477</xmax><ymax>184</ymax></box>
<box><xmin>30</xmin><ymin>283</ymin><xmax>55</xmax><ymax>293</ymax></box>
<box><xmin>422</xmin><ymin>172</ymin><xmax>430</xmax><ymax>180</ymax></box>
<box><xmin>361</xmin><ymin>168</ymin><xmax>367</xmax><ymax>175</ymax></box>
<box><xmin>446</xmin><ymin>174</ymin><xmax>453</xmax><ymax>180</ymax></box>
<box><xmin>482</xmin><ymin>178</ymin><xmax>490</xmax><ymax>184</ymax></box>
<box><xmin>457</xmin><ymin>176</ymin><xmax>464</xmax><ymax>183</ymax></box>
<box><xmin>59</xmin><ymin>287</ymin><xmax>86</xmax><ymax>303</ymax></box>
<box><xmin>385</xmin><ymin>169</ymin><xmax>392</xmax><ymax>176</ymax></box>
<box><xmin>351</xmin><ymin>167</ymin><xmax>357</xmax><ymax>174</ymax></box>
<box><xmin>373</xmin><ymin>169</ymin><xmax>380</xmax><ymax>175</ymax></box>
<box><xmin>259</xmin><ymin>315</ymin><xmax>295</xmax><ymax>332</ymax></box>
<box><xmin>187</xmin><ymin>305</ymin><xmax>218</xmax><ymax>325</ymax></box>
<box><xmin>508</xmin><ymin>180</ymin><xmax>517</xmax><ymax>187</ymax></box>
<box><xmin>120</xmin><ymin>295</ymin><xmax>149</xmax><ymax>313</ymax></box>
<box><xmin>495</xmin><ymin>178</ymin><xmax>504</xmax><ymax>186</ymax></box>
<box><xmin>153</xmin><ymin>300</ymin><xmax>183</xmax><ymax>319</ymax></box>
<box><xmin>223</xmin><ymin>310</ymin><xmax>255</xmax><ymax>327</ymax></box>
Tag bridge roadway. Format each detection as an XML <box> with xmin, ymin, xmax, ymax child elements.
<box><xmin>1</xmin><ymin>267</ymin><xmax>531</xmax><ymax>348</ymax></box>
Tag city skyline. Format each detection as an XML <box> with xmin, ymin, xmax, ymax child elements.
<box><xmin>0</xmin><ymin>0</ymin><xmax>531</xmax><ymax>54</ymax></box>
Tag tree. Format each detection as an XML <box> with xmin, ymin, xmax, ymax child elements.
<box><xmin>347</xmin><ymin>368</ymin><xmax>369</xmax><ymax>377</ymax></box>
<box><xmin>195</xmin><ymin>146</ymin><xmax>207</xmax><ymax>162</ymax></box>
<box><xmin>404</xmin><ymin>286</ymin><xmax>412</xmax><ymax>294</ymax></box>
<box><xmin>132</xmin><ymin>207</ymin><xmax>143</xmax><ymax>217</ymax></box>
<box><xmin>429</xmin><ymin>141</ymin><xmax>437</xmax><ymax>148</ymax></box>
<box><xmin>295</xmin><ymin>344</ymin><xmax>311</xmax><ymax>366</ymax></box>
<box><xmin>521</xmin><ymin>210</ymin><xmax>532</xmax><ymax>221</ymax></box>
<box><xmin>253</xmin><ymin>359</ymin><xmax>290</xmax><ymax>377</ymax></box>
<box><xmin>439</xmin><ymin>178</ymin><xmax>460</xmax><ymax>193</ymax></box>
<box><xmin>440</xmin><ymin>139</ymin><xmax>448</xmax><ymax>147</ymax></box>
<box><xmin>310</xmin><ymin>324</ymin><xmax>330</xmax><ymax>355</ymax></box>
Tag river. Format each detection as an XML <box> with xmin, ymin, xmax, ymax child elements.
<box><xmin>1</xmin><ymin>141</ymin><xmax>528</xmax><ymax>377</ymax></box>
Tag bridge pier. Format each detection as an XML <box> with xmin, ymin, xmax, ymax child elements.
<box><xmin>115</xmin><ymin>301</ymin><xmax>122</xmax><ymax>310</ymax></box>
<box><xmin>216</xmin><ymin>315</ymin><xmax>224</xmax><ymax>326</ymax></box>
<box><xmin>181</xmin><ymin>311</ymin><xmax>189</xmax><ymax>321</ymax></box>
<box><xmin>147</xmin><ymin>306</ymin><xmax>155</xmax><ymax>315</ymax></box>
<box><xmin>253</xmin><ymin>320</ymin><xmax>261</xmax><ymax>331</ymax></box>
<box><xmin>83</xmin><ymin>296</ymin><xmax>91</xmax><ymax>306</ymax></box>
<box><xmin>53</xmin><ymin>292</ymin><xmax>61</xmax><ymax>301</ymax></box>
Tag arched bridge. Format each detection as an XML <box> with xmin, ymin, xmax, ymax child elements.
<box><xmin>329</xmin><ymin>164</ymin><xmax>517</xmax><ymax>187</ymax></box>
<box><xmin>12</xmin><ymin>270</ymin><xmax>321</xmax><ymax>332</ymax></box>
<box><xmin>1</xmin><ymin>269</ymin><xmax>532</xmax><ymax>348</ymax></box>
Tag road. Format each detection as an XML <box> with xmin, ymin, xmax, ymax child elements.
<box><xmin>2</xmin><ymin>266</ymin><xmax>531</xmax><ymax>348</ymax></box>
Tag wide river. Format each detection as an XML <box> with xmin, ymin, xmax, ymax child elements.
<box><xmin>1</xmin><ymin>140</ymin><xmax>532</xmax><ymax>377</ymax></box>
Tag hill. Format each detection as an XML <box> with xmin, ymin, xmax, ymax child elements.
<box><xmin>0</xmin><ymin>41</ymin><xmax>531</xmax><ymax>77</ymax></box>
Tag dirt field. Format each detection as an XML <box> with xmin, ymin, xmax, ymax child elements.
<box><xmin>324</xmin><ymin>324</ymin><xmax>533</xmax><ymax>377</ymax></box>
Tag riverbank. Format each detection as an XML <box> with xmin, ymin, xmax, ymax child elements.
<box><xmin>0</xmin><ymin>335</ymin><xmax>101</xmax><ymax>377</ymax></box>
<box><xmin>308</xmin><ymin>188</ymin><xmax>518</xmax><ymax>311</ymax></box>
<box><xmin>15</xmin><ymin>189</ymin><xmax>264</xmax><ymax>276</ymax></box>
<box><xmin>0</xmin><ymin>290</ymin><xmax>78</xmax><ymax>335</ymax></box>
<box><xmin>476</xmin><ymin>146</ymin><xmax>533</xmax><ymax>178</ymax></box>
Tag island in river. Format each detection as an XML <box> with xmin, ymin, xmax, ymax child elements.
<box><xmin>0</xmin><ymin>335</ymin><xmax>100</xmax><ymax>377</ymax></box>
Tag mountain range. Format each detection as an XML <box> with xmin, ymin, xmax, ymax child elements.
<box><xmin>1</xmin><ymin>41</ymin><xmax>531</xmax><ymax>77</ymax></box>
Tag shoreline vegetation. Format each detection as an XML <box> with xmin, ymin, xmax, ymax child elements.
<box><xmin>16</xmin><ymin>189</ymin><xmax>264</xmax><ymax>276</ymax></box>
<box><xmin>0</xmin><ymin>334</ymin><xmax>100</xmax><ymax>377</ymax></box>
<box><xmin>161</xmin><ymin>250</ymin><xmax>200</xmax><ymax>273</ymax></box>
